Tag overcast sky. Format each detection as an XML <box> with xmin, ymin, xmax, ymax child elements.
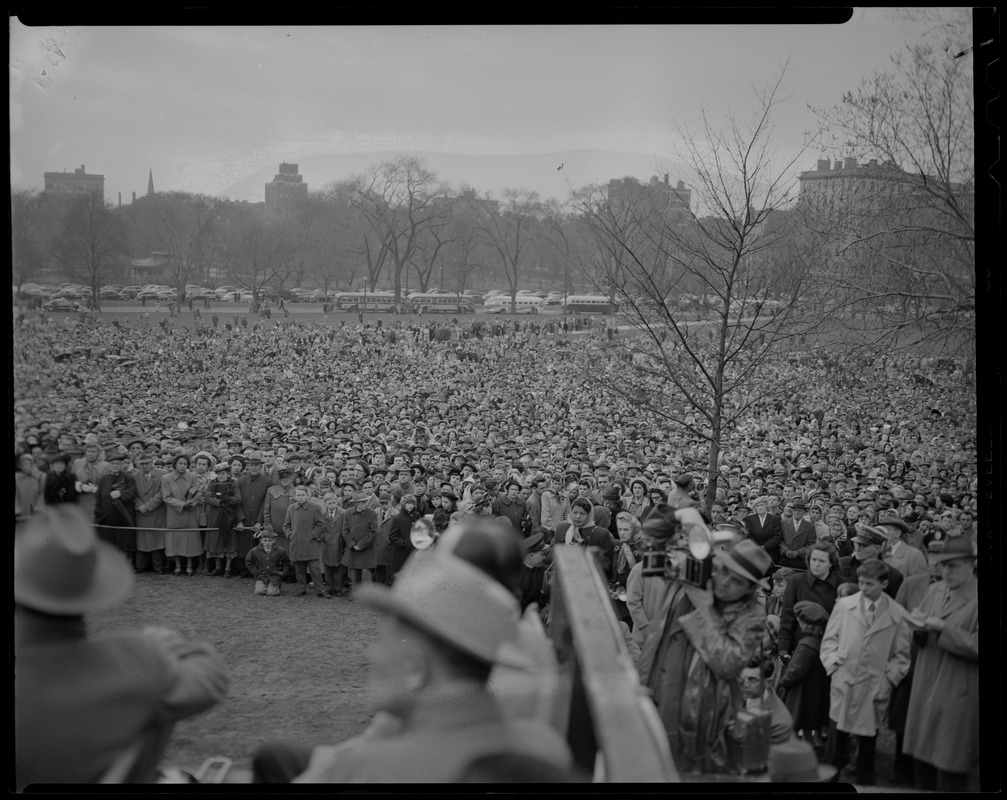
<box><xmin>11</xmin><ymin>13</ymin><xmax>950</xmax><ymax>207</ymax></box>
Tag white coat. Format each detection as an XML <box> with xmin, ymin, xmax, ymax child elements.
<box><xmin>820</xmin><ymin>591</ymin><xmax>911</xmax><ymax>736</ymax></box>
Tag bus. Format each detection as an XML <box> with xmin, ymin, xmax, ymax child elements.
<box><xmin>483</xmin><ymin>294</ymin><xmax>545</xmax><ymax>314</ymax></box>
<box><xmin>406</xmin><ymin>293</ymin><xmax>475</xmax><ymax>314</ymax></box>
<box><xmin>563</xmin><ymin>294</ymin><xmax>619</xmax><ymax>314</ymax></box>
<box><xmin>332</xmin><ymin>291</ymin><xmax>398</xmax><ymax>313</ymax></box>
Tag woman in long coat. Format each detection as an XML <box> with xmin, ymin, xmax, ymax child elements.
<box><xmin>202</xmin><ymin>465</ymin><xmax>243</xmax><ymax>577</ymax></box>
<box><xmin>190</xmin><ymin>453</ymin><xmax>216</xmax><ymax>574</ymax></box>
<box><xmin>777</xmin><ymin>543</ymin><xmax>840</xmax><ymax>657</ymax></box>
<box><xmin>902</xmin><ymin>541</ymin><xmax>978</xmax><ymax>790</ymax></box>
<box><xmin>161</xmin><ymin>454</ymin><xmax>203</xmax><ymax>576</ymax></box>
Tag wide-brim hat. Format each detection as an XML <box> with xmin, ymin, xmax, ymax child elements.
<box><xmin>350</xmin><ymin>490</ymin><xmax>372</xmax><ymax>505</ymax></box>
<box><xmin>928</xmin><ymin>536</ymin><xmax>976</xmax><ymax>563</ymax></box>
<box><xmin>851</xmin><ymin>527</ymin><xmax>887</xmax><ymax>547</ymax></box>
<box><xmin>768</xmin><ymin>739</ymin><xmax>837</xmax><ymax>782</ymax></box>
<box><xmin>15</xmin><ymin>505</ymin><xmax>134</xmax><ymax>615</ymax></box>
<box><xmin>715</xmin><ymin>539</ymin><xmax>772</xmax><ymax>591</ymax></box>
<box><xmin>875</xmin><ymin>513</ymin><xmax>909</xmax><ymax>533</ymax></box>
<box><xmin>790</xmin><ymin>499</ymin><xmax>807</xmax><ymax>510</ymax></box>
<box><xmin>355</xmin><ymin>551</ymin><xmax>531</xmax><ymax>669</ymax></box>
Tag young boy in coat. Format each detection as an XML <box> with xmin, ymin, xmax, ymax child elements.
<box><xmin>245</xmin><ymin>529</ymin><xmax>290</xmax><ymax>596</ymax></box>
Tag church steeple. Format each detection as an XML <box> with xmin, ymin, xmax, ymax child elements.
<box><xmin>147</xmin><ymin>168</ymin><xmax>155</xmax><ymax>197</ymax></box>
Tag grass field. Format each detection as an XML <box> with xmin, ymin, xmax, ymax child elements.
<box><xmin>88</xmin><ymin>569</ymin><xmax>380</xmax><ymax>776</ymax></box>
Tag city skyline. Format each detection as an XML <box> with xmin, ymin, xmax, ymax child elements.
<box><xmin>12</xmin><ymin>14</ymin><xmax>953</xmax><ymax>206</ymax></box>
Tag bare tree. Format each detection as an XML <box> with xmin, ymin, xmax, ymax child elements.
<box><xmin>217</xmin><ymin>204</ymin><xmax>293</xmax><ymax>301</ymax></box>
<box><xmin>576</xmin><ymin>74</ymin><xmax>821</xmax><ymax>510</ymax></box>
<box><xmin>50</xmin><ymin>192</ymin><xmax>126</xmax><ymax>310</ymax></box>
<box><xmin>126</xmin><ymin>192</ymin><xmax>222</xmax><ymax>304</ymax></box>
<box><xmin>11</xmin><ymin>189</ymin><xmax>56</xmax><ymax>292</ymax></box>
<box><xmin>349</xmin><ymin>156</ymin><xmax>451</xmax><ymax>310</ymax></box>
<box><xmin>811</xmin><ymin>10</ymin><xmax>975</xmax><ymax>358</ymax></box>
<box><xmin>476</xmin><ymin>189</ymin><xmax>543</xmax><ymax>314</ymax></box>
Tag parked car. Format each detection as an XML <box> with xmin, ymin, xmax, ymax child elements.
<box><xmin>100</xmin><ymin>288</ymin><xmax>123</xmax><ymax>300</ymax></box>
<box><xmin>42</xmin><ymin>297</ymin><xmax>81</xmax><ymax>312</ymax></box>
<box><xmin>53</xmin><ymin>287</ymin><xmax>87</xmax><ymax>300</ymax></box>
<box><xmin>213</xmin><ymin>285</ymin><xmax>238</xmax><ymax>299</ymax></box>
<box><xmin>219</xmin><ymin>290</ymin><xmax>254</xmax><ymax>303</ymax></box>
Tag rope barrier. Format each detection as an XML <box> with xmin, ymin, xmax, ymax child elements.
<box><xmin>92</xmin><ymin>524</ymin><xmax>222</xmax><ymax>533</ymax></box>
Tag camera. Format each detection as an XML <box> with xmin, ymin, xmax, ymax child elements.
<box><xmin>640</xmin><ymin>505</ymin><xmax>736</xmax><ymax>588</ymax></box>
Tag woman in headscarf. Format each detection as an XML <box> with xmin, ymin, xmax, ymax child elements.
<box><xmin>42</xmin><ymin>453</ymin><xmax>78</xmax><ymax>506</ymax></box>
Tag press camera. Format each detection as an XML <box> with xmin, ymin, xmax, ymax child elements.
<box><xmin>640</xmin><ymin>505</ymin><xmax>739</xmax><ymax>587</ymax></box>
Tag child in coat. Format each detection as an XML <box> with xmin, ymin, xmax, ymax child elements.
<box><xmin>777</xmin><ymin>601</ymin><xmax>831</xmax><ymax>751</ymax></box>
<box><xmin>245</xmin><ymin>529</ymin><xmax>290</xmax><ymax>596</ymax></box>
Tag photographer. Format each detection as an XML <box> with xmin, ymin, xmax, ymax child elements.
<box><xmin>638</xmin><ymin>509</ymin><xmax>771</xmax><ymax>776</ymax></box>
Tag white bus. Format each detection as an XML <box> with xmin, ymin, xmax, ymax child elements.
<box><xmin>406</xmin><ymin>293</ymin><xmax>475</xmax><ymax>314</ymax></box>
<box><xmin>332</xmin><ymin>291</ymin><xmax>398</xmax><ymax>312</ymax></box>
<box><xmin>563</xmin><ymin>295</ymin><xmax>618</xmax><ymax>314</ymax></box>
<box><xmin>483</xmin><ymin>295</ymin><xmax>545</xmax><ymax>314</ymax></box>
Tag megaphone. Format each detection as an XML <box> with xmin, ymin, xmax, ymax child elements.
<box><xmin>410</xmin><ymin>519</ymin><xmax>437</xmax><ymax>550</ymax></box>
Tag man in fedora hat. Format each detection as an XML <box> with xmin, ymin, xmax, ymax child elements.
<box><xmin>902</xmin><ymin>537</ymin><xmax>978</xmax><ymax>791</ymax></box>
<box><xmin>15</xmin><ymin>505</ymin><xmax>229</xmax><ymax>790</ymax></box>
<box><xmin>836</xmin><ymin>527</ymin><xmax>904</xmax><ymax>599</ymax></box>
<box><xmin>342</xmin><ymin>488</ymin><xmax>379</xmax><ymax>592</ymax></box>
<box><xmin>876</xmin><ymin>512</ymin><xmax>927</xmax><ymax>580</ymax></box>
<box><xmin>638</xmin><ymin>535</ymin><xmax>771</xmax><ymax>775</ymax></box>
<box><xmin>253</xmin><ymin>525</ymin><xmax>573</xmax><ymax>783</ymax></box>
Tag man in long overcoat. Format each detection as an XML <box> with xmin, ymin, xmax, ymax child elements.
<box><xmin>236</xmin><ymin>456</ymin><xmax>272</xmax><ymax>575</ymax></box>
<box><xmin>94</xmin><ymin>453</ymin><xmax>137</xmax><ymax>558</ymax></box>
<box><xmin>132</xmin><ymin>453</ymin><xmax>167</xmax><ymax>573</ymax></box>
<box><xmin>820</xmin><ymin>558</ymin><xmax>911</xmax><ymax>785</ymax></box>
<box><xmin>283</xmin><ymin>486</ymin><xmax>329</xmax><ymax>598</ymax></box>
<box><xmin>902</xmin><ymin>538</ymin><xmax>978</xmax><ymax>791</ymax></box>
<box><xmin>743</xmin><ymin>495</ymin><xmax>784</xmax><ymax>563</ymax></box>
<box><xmin>342</xmin><ymin>489</ymin><xmax>379</xmax><ymax>589</ymax></box>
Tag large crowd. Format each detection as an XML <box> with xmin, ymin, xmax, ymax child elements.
<box><xmin>13</xmin><ymin>309</ymin><xmax>980</xmax><ymax>787</ymax></box>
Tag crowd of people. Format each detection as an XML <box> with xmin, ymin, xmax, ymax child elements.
<box><xmin>13</xmin><ymin>309</ymin><xmax>980</xmax><ymax>787</ymax></box>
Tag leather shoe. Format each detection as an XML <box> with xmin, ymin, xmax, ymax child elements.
<box><xmin>294</xmin><ymin>590</ymin><xmax>307</xmax><ymax>596</ymax></box>
<box><xmin>318</xmin><ymin>592</ymin><xmax>332</xmax><ymax>599</ymax></box>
